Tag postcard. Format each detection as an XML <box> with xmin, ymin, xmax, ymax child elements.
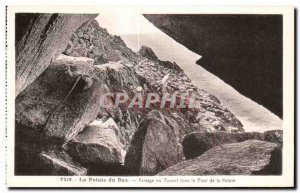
<box><xmin>6</xmin><ymin>6</ymin><xmax>295</xmax><ymax>188</ymax></box>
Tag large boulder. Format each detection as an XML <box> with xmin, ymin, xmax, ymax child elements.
<box><xmin>15</xmin><ymin>54</ymin><xmax>111</xmax><ymax>143</ymax></box>
<box><xmin>16</xmin><ymin>13</ymin><xmax>98</xmax><ymax>96</ymax></box>
<box><xmin>66</xmin><ymin>118</ymin><xmax>125</xmax><ymax>166</ymax></box>
<box><xmin>157</xmin><ymin>140</ymin><xmax>282</xmax><ymax>176</ymax></box>
<box><xmin>182</xmin><ymin>130</ymin><xmax>282</xmax><ymax>159</ymax></box>
<box><xmin>125</xmin><ymin>110</ymin><xmax>183</xmax><ymax>175</ymax></box>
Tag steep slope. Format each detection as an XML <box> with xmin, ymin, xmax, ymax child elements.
<box><xmin>64</xmin><ymin>19</ymin><xmax>244</xmax><ymax>137</ymax></box>
<box><xmin>119</xmin><ymin>15</ymin><xmax>281</xmax><ymax>132</ymax></box>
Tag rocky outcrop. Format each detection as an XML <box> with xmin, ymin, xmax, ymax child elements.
<box><xmin>15</xmin><ymin>54</ymin><xmax>111</xmax><ymax>143</ymax></box>
<box><xmin>138</xmin><ymin>46</ymin><xmax>158</xmax><ymax>60</ymax></box>
<box><xmin>182</xmin><ymin>130</ymin><xmax>282</xmax><ymax>159</ymax></box>
<box><xmin>15</xmin><ymin>13</ymin><xmax>98</xmax><ymax>96</ymax></box>
<box><xmin>66</xmin><ymin>118</ymin><xmax>125</xmax><ymax>166</ymax></box>
<box><xmin>65</xmin><ymin>19</ymin><xmax>244</xmax><ymax>134</ymax></box>
<box><xmin>157</xmin><ymin>140</ymin><xmax>282</xmax><ymax>176</ymax></box>
<box><xmin>16</xmin><ymin>18</ymin><xmax>262</xmax><ymax>176</ymax></box>
<box><xmin>125</xmin><ymin>110</ymin><xmax>183</xmax><ymax>175</ymax></box>
<box><xmin>144</xmin><ymin>14</ymin><xmax>283</xmax><ymax>118</ymax></box>
<box><xmin>61</xmin><ymin>20</ymin><xmax>244</xmax><ymax>175</ymax></box>
<box><xmin>65</xmin><ymin>19</ymin><xmax>244</xmax><ymax>147</ymax></box>
<box><xmin>64</xmin><ymin>20</ymin><xmax>137</xmax><ymax>64</ymax></box>
<box><xmin>65</xmin><ymin>118</ymin><xmax>127</xmax><ymax>176</ymax></box>
<box><xmin>264</xmin><ymin>130</ymin><xmax>283</xmax><ymax>144</ymax></box>
<box><xmin>38</xmin><ymin>150</ymin><xmax>87</xmax><ymax>176</ymax></box>
<box><xmin>134</xmin><ymin>55</ymin><xmax>244</xmax><ymax>134</ymax></box>
<box><xmin>64</xmin><ymin>21</ymin><xmax>145</xmax><ymax>147</ymax></box>
<box><xmin>94</xmin><ymin>61</ymin><xmax>146</xmax><ymax>148</ymax></box>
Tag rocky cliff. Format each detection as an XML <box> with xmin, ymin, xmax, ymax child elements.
<box><xmin>15</xmin><ymin>17</ymin><xmax>282</xmax><ymax>176</ymax></box>
<box><xmin>144</xmin><ymin>14</ymin><xmax>283</xmax><ymax>118</ymax></box>
<box><xmin>15</xmin><ymin>13</ymin><xmax>98</xmax><ymax>96</ymax></box>
<box><xmin>62</xmin><ymin>19</ymin><xmax>244</xmax><ymax>142</ymax></box>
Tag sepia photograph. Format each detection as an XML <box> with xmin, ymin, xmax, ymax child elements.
<box><xmin>5</xmin><ymin>6</ymin><xmax>295</xmax><ymax>188</ymax></box>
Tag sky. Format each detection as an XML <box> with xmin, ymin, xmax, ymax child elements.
<box><xmin>95</xmin><ymin>10</ymin><xmax>158</xmax><ymax>36</ymax></box>
<box><xmin>94</xmin><ymin>10</ymin><xmax>199</xmax><ymax>59</ymax></box>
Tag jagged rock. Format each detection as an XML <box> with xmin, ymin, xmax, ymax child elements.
<box><xmin>134</xmin><ymin>58</ymin><xmax>243</xmax><ymax>133</ymax></box>
<box><xmin>64</xmin><ymin>19</ymin><xmax>244</xmax><ymax>137</ymax></box>
<box><xmin>157</xmin><ymin>140</ymin><xmax>282</xmax><ymax>176</ymax></box>
<box><xmin>263</xmin><ymin>130</ymin><xmax>283</xmax><ymax>144</ymax></box>
<box><xmin>182</xmin><ymin>130</ymin><xmax>283</xmax><ymax>159</ymax></box>
<box><xmin>64</xmin><ymin>20</ymin><xmax>137</xmax><ymax>65</ymax></box>
<box><xmin>114</xmin><ymin>109</ymin><xmax>144</xmax><ymax>149</ymax></box>
<box><xmin>159</xmin><ymin>61</ymin><xmax>183</xmax><ymax>72</ymax></box>
<box><xmin>144</xmin><ymin>14</ymin><xmax>283</xmax><ymax>117</ymax></box>
<box><xmin>94</xmin><ymin>60</ymin><xmax>146</xmax><ymax>148</ymax></box>
<box><xmin>16</xmin><ymin>13</ymin><xmax>98</xmax><ymax>96</ymax></box>
<box><xmin>15</xmin><ymin>55</ymin><xmax>111</xmax><ymax>143</ymax></box>
<box><xmin>138</xmin><ymin>46</ymin><xmax>158</xmax><ymax>60</ymax></box>
<box><xmin>66</xmin><ymin>118</ymin><xmax>125</xmax><ymax>166</ymax></box>
<box><xmin>125</xmin><ymin>110</ymin><xmax>183</xmax><ymax>175</ymax></box>
<box><xmin>95</xmin><ymin>61</ymin><xmax>141</xmax><ymax>90</ymax></box>
<box><xmin>39</xmin><ymin>150</ymin><xmax>87</xmax><ymax>176</ymax></box>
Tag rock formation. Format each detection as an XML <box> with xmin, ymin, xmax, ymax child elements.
<box><xmin>138</xmin><ymin>46</ymin><xmax>158</xmax><ymax>60</ymax></box>
<box><xmin>157</xmin><ymin>140</ymin><xmax>282</xmax><ymax>175</ymax></box>
<box><xmin>144</xmin><ymin>14</ymin><xmax>283</xmax><ymax>118</ymax></box>
<box><xmin>63</xmin><ymin>20</ymin><xmax>137</xmax><ymax>64</ymax></box>
<box><xmin>133</xmin><ymin>53</ymin><xmax>243</xmax><ymax>134</ymax></box>
<box><xmin>66</xmin><ymin>118</ymin><xmax>125</xmax><ymax>166</ymax></box>
<box><xmin>15</xmin><ymin>54</ymin><xmax>111</xmax><ymax>175</ymax></box>
<box><xmin>182</xmin><ymin>130</ymin><xmax>282</xmax><ymax>159</ymax></box>
<box><xmin>15</xmin><ymin>122</ymin><xmax>87</xmax><ymax>175</ymax></box>
<box><xmin>63</xmin><ymin>19</ymin><xmax>244</xmax><ymax>144</ymax></box>
<box><xmin>15</xmin><ymin>13</ymin><xmax>98</xmax><ymax>96</ymax></box>
<box><xmin>125</xmin><ymin>110</ymin><xmax>183</xmax><ymax>175</ymax></box>
<box><xmin>15</xmin><ymin>17</ymin><xmax>282</xmax><ymax>176</ymax></box>
<box><xmin>16</xmin><ymin>54</ymin><xmax>110</xmax><ymax>143</ymax></box>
